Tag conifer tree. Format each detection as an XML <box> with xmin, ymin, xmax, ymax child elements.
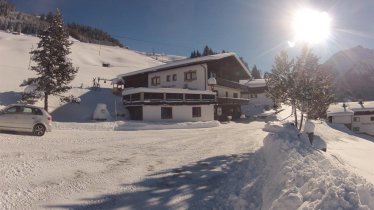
<box><xmin>251</xmin><ymin>65</ymin><xmax>262</xmax><ymax>79</ymax></box>
<box><xmin>21</xmin><ymin>9</ymin><xmax>78</xmax><ymax>112</ymax></box>
<box><xmin>265</xmin><ymin>48</ymin><xmax>334</xmax><ymax>129</ymax></box>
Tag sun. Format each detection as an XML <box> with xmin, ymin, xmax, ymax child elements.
<box><xmin>290</xmin><ymin>8</ymin><xmax>332</xmax><ymax>46</ymax></box>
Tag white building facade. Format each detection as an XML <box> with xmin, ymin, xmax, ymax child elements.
<box><xmin>240</xmin><ymin>79</ymin><xmax>274</xmax><ymax>116</ymax></box>
<box><xmin>327</xmin><ymin>101</ymin><xmax>374</xmax><ymax>135</ymax></box>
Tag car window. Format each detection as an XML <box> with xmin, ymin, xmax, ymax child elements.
<box><xmin>32</xmin><ymin>108</ymin><xmax>43</xmax><ymax>115</ymax></box>
<box><xmin>6</xmin><ymin>106</ymin><xmax>18</xmax><ymax>114</ymax></box>
<box><xmin>22</xmin><ymin>107</ymin><xmax>33</xmax><ymax>114</ymax></box>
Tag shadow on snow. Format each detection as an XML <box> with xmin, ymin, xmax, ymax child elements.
<box><xmin>47</xmin><ymin>151</ymin><xmax>266</xmax><ymax>210</ymax></box>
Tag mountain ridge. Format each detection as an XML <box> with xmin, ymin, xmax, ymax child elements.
<box><xmin>321</xmin><ymin>45</ymin><xmax>374</xmax><ymax>101</ymax></box>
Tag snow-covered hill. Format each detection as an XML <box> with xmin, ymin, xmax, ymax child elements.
<box><xmin>136</xmin><ymin>51</ymin><xmax>186</xmax><ymax>63</ymax></box>
<box><xmin>0</xmin><ymin>31</ymin><xmax>163</xmax><ymax>117</ymax></box>
<box><xmin>321</xmin><ymin>45</ymin><xmax>374</xmax><ymax>100</ymax></box>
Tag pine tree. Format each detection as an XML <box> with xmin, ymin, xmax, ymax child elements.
<box><xmin>203</xmin><ymin>45</ymin><xmax>210</xmax><ymax>56</ymax></box>
<box><xmin>265</xmin><ymin>48</ymin><xmax>334</xmax><ymax>129</ymax></box>
<box><xmin>251</xmin><ymin>65</ymin><xmax>262</xmax><ymax>79</ymax></box>
<box><xmin>21</xmin><ymin>9</ymin><xmax>78</xmax><ymax>112</ymax></box>
<box><xmin>265</xmin><ymin>51</ymin><xmax>298</xmax><ymax>126</ymax></box>
<box><xmin>293</xmin><ymin>47</ymin><xmax>334</xmax><ymax>129</ymax></box>
<box><xmin>196</xmin><ymin>50</ymin><xmax>201</xmax><ymax>57</ymax></box>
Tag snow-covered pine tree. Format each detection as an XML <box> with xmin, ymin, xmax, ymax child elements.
<box><xmin>293</xmin><ymin>47</ymin><xmax>334</xmax><ymax>129</ymax></box>
<box><xmin>265</xmin><ymin>50</ymin><xmax>298</xmax><ymax>126</ymax></box>
<box><xmin>251</xmin><ymin>65</ymin><xmax>262</xmax><ymax>79</ymax></box>
<box><xmin>21</xmin><ymin>9</ymin><xmax>78</xmax><ymax>112</ymax></box>
<box><xmin>266</xmin><ymin>48</ymin><xmax>334</xmax><ymax>129</ymax></box>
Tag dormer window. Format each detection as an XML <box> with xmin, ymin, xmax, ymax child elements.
<box><xmin>151</xmin><ymin>76</ymin><xmax>160</xmax><ymax>86</ymax></box>
<box><xmin>184</xmin><ymin>70</ymin><xmax>197</xmax><ymax>81</ymax></box>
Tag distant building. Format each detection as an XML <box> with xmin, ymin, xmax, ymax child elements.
<box><xmin>240</xmin><ymin>79</ymin><xmax>274</xmax><ymax>116</ymax></box>
<box><xmin>114</xmin><ymin>53</ymin><xmax>252</xmax><ymax>121</ymax></box>
<box><xmin>327</xmin><ymin>101</ymin><xmax>374</xmax><ymax>135</ymax></box>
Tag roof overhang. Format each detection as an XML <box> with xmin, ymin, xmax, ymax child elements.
<box><xmin>117</xmin><ymin>53</ymin><xmax>251</xmax><ymax>80</ymax></box>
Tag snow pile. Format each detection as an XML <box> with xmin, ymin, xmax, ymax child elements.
<box><xmin>52</xmin><ymin>121</ymin><xmax>116</xmax><ymax>131</ymax></box>
<box><xmin>261</xmin><ymin>122</ymin><xmax>374</xmax><ymax>210</ymax></box>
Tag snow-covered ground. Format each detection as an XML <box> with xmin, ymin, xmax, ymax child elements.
<box><xmin>0</xmin><ymin>121</ymin><xmax>266</xmax><ymax>210</ymax></box>
<box><xmin>316</xmin><ymin>122</ymin><xmax>374</xmax><ymax>184</ymax></box>
<box><xmin>1</xmin><ymin>109</ymin><xmax>374</xmax><ymax>210</ymax></box>
<box><xmin>1</xmin><ymin>31</ymin><xmax>374</xmax><ymax>210</ymax></box>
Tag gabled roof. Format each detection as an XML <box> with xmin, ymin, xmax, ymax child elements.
<box><xmin>117</xmin><ymin>52</ymin><xmax>251</xmax><ymax>79</ymax></box>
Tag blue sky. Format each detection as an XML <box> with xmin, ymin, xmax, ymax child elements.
<box><xmin>10</xmin><ymin>0</ymin><xmax>374</xmax><ymax>71</ymax></box>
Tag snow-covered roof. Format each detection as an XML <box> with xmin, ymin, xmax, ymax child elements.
<box><xmin>327</xmin><ymin>103</ymin><xmax>354</xmax><ymax>116</ymax></box>
<box><xmin>243</xmin><ymin>79</ymin><xmax>267</xmax><ymax>88</ymax></box>
<box><xmin>111</xmin><ymin>78</ymin><xmax>124</xmax><ymax>85</ymax></box>
<box><xmin>117</xmin><ymin>53</ymin><xmax>251</xmax><ymax>78</ymax></box>
<box><xmin>123</xmin><ymin>87</ymin><xmax>216</xmax><ymax>96</ymax></box>
<box><xmin>347</xmin><ymin>101</ymin><xmax>374</xmax><ymax>111</ymax></box>
<box><xmin>327</xmin><ymin>101</ymin><xmax>374</xmax><ymax>116</ymax></box>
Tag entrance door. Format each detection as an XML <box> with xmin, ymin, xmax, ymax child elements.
<box><xmin>127</xmin><ymin>106</ymin><xmax>143</xmax><ymax>120</ymax></box>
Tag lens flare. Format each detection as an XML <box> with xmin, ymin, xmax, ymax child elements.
<box><xmin>291</xmin><ymin>8</ymin><xmax>332</xmax><ymax>45</ymax></box>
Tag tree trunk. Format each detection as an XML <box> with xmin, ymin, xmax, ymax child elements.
<box><xmin>299</xmin><ymin>112</ymin><xmax>304</xmax><ymax>131</ymax></box>
<box><xmin>44</xmin><ymin>93</ymin><xmax>48</xmax><ymax>112</ymax></box>
<box><xmin>293</xmin><ymin>104</ymin><xmax>298</xmax><ymax>128</ymax></box>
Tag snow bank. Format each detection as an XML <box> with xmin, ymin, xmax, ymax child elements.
<box><xmin>261</xmin><ymin>122</ymin><xmax>374</xmax><ymax>210</ymax></box>
<box><xmin>52</xmin><ymin>122</ymin><xmax>116</xmax><ymax>131</ymax></box>
<box><xmin>115</xmin><ymin>120</ymin><xmax>220</xmax><ymax>131</ymax></box>
<box><xmin>52</xmin><ymin>121</ymin><xmax>220</xmax><ymax>131</ymax></box>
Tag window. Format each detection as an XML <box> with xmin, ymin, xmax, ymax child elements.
<box><xmin>131</xmin><ymin>93</ymin><xmax>141</xmax><ymax>101</ymax></box>
<box><xmin>173</xmin><ymin>74</ymin><xmax>177</xmax><ymax>81</ymax></box>
<box><xmin>21</xmin><ymin>107</ymin><xmax>33</xmax><ymax>114</ymax></box>
<box><xmin>184</xmin><ymin>70</ymin><xmax>197</xmax><ymax>81</ymax></box>
<box><xmin>32</xmin><ymin>108</ymin><xmax>43</xmax><ymax>115</ymax></box>
<box><xmin>371</xmin><ymin>117</ymin><xmax>374</xmax><ymax>121</ymax></box>
<box><xmin>202</xmin><ymin>94</ymin><xmax>215</xmax><ymax>101</ymax></box>
<box><xmin>161</xmin><ymin>107</ymin><xmax>172</xmax><ymax>119</ymax></box>
<box><xmin>151</xmin><ymin>76</ymin><xmax>160</xmax><ymax>86</ymax></box>
<box><xmin>192</xmin><ymin>107</ymin><xmax>201</xmax><ymax>118</ymax></box>
<box><xmin>123</xmin><ymin>95</ymin><xmax>131</xmax><ymax>102</ymax></box>
<box><xmin>225</xmin><ymin>92</ymin><xmax>228</xmax><ymax>97</ymax></box>
<box><xmin>233</xmin><ymin>93</ymin><xmax>238</xmax><ymax>98</ymax></box>
<box><xmin>185</xmin><ymin>94</ymin><xmax>200</xmax><ymax>101</ymax></box>
<box><xmin>144</xmin><ymin>93</ymin><xmax>164</xmax><ymax>101</ymax></box>
<box><xmin>251</xmin><ymin>94</ymin><xmax>258</xmax><ymax>98</ymax></box>
<box><xmin>353</xmin><ymin>117</ymin><xmax>360</xmax><ymax>122</ymax></box>
<box><xmin>5</xmin><ymin>106</ymin><xmax>18</xmax><ymax>114</ymax></box>
<box><xmin>166</xmin><ymin>93</ymin><xmax>183</xmax><ymax>101</ymax></box>
<box><xmin>353</xmin><ymin>127</ymin><xmax>360</xmax><ymax>132</ymax></box>
<box><xmin>166</xmin><ymin>75</ymin><xmax>171</xmax><ymax>82</ymax></box>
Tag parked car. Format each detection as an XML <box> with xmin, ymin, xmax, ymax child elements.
<box><xmin>0</xmin><ymin>104</ymin><xmax>52</xmax><ymax>136</ymax></box>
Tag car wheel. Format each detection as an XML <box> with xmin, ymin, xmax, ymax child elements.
<box><xmin>33</xmin><ymin>124</ymin><xmax>46</xmax><ymax>136</ymax></box>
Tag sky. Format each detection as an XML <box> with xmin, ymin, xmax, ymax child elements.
<box><xmin>9</xmin><ymin>0</ymin><xmax>374</xmax><ymax>71</ymax></box>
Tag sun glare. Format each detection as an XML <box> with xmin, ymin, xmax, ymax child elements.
<box><xmin>291</xmin><ymin>8</ymin><xmax>332</xmax><ymax>46</ymax></box>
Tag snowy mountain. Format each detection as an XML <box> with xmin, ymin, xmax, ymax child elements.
<box><xmin>321</xmin><ymin>45</ymin><xmax>374</xmax><ymax>100</ymax></box>
<box><xmin>0</xmin><ymin>30</ymin><xmax>163</xmax><ymax>116</ymax></box>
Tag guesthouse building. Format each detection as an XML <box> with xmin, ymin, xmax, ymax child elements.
<box><xmin>115</xmin><ymin>53</ymin><xmax>252</xmax><ymax>121</ymax></box>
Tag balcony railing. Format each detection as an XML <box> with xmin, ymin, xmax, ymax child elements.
<box><xmin>217</xmin><ymin>97</ymin><xmax>250</xmax><ymax>105</ymax></box>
